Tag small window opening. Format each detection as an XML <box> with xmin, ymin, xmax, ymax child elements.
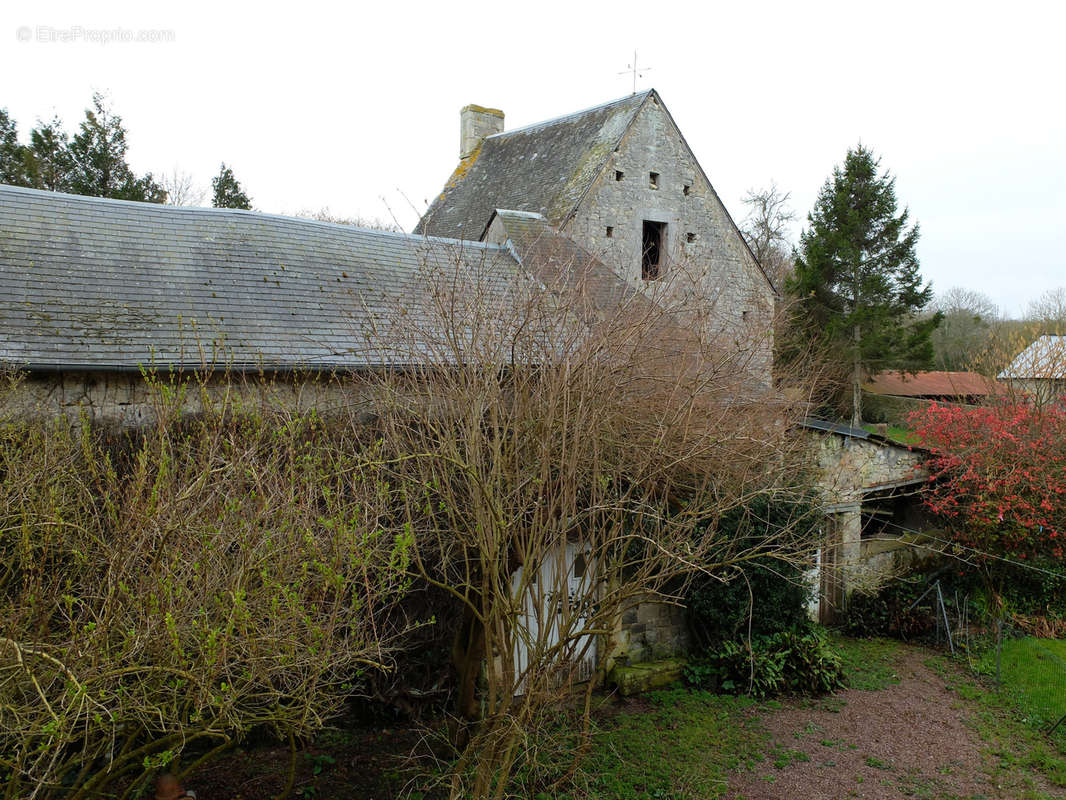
<box><xmin>649</xmin><ymin>171</ymin><xmax>659</xmax><ymax>189</ymax></box>
<box><xmin>686</xmin><ymin>232</ymin><xmax>696</xmax><ymax>243</ymax></box>
<box><xmin>642</xmin><ymin>220</ymin><xmax>666</xmax><ymax>281</ymax></box>
<box><xmin>615</xmin><ymin>170</ymin><xmax>624</xmax><ymax>181</ymax></box>
<box><xmin>683</xmin><ymin>183</ymin><xmax>691</xmax><ymax>196</ymax></box>
<box><xmin>606</xmin><ymin>225</ymin><xmax>614</xmax><ymax>238</ymax></box>
<box><xmin>573</xmin><ymin>551</ymin><xmax>587</xmax><ymax>579</ymax></box>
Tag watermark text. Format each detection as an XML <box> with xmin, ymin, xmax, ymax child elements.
<box><xmin>16</xmin><ymin>25</ymin><xmax>176</xmax><ymax>45</ymax></box>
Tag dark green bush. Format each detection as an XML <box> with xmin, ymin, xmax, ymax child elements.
<box><xmin>684</xmin><ymin>495</ymin><xmax>819</xmax><ymax>648</ymax></box>
<box><xmin>994</xmin><ymin>559</ymin><xmax>1066</xmax><ymax>619</ymax></box>
<box><xmin>683</xmin><ymin>629</ymin><xmax>845</xmax><ymax>698</ymax></box>
<box><xmin>686</xmin><ymin>559</ymin><xmax>813</xmax><ymax>647</ymax></box>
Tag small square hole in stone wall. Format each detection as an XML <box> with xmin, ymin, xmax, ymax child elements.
<box><xmin>606</xmin><ymin>226</ymin><xmax>614</xmax><ymax>238</ymax></box>
<box><xmin>686</xmin><ymin>232</ymin><xmax>696</xmax><ymax>243</ymax></box>
<box><xmin>615</xmin><ymin>170</ymin><xmax>624</xmax><ymax>181</ymax></box>
<box><xmin>683</xmin><ymin>183</ymin><xmax>691</xmax><ymax>196</ymax></box>
<box><xmin>649</xmin><ymin>171</ymin><xmax>659</xmax><ymax>189</ymax></box>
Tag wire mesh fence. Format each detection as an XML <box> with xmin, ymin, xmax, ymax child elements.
<box><xmin>911</xmin><ymin>579</ymin><xmax>1066</xmax><ymax>739</ymax></box>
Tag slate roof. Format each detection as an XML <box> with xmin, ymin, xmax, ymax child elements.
<box><xmin>865</xmin><ymin>370</ymin><xmax>1003</xmax><ymax>398</ymax></box>
<box><xmin>800</xmin><ymin>417</ymin><xmax>872</xmax><ymax>440</ymax></box>
<box><xmin>492</xmin><ymin>209</ymin><xmax>648</xmax><ymax>313</ymax></box>
<box><xmin>999</xmin><ymin>335</ymin><xmax>1066</xmax><ymax>379</ymax></box>
<box><xmin>799</xmin><ymin>417</ymin><xmax>929</xmax><ymax>454</ymax></box>
<box><xmin>0</xmin><ymin>184</ymin><xmax>523</xmax><ymax>371</ymax></box>
<box><xmin>415</xmin><ymin>92</ymin><xmax>652</xmax><ymax>240</ymax></box>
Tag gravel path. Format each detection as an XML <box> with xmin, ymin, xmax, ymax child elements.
<box><xmin>726</xmin><ymin>648</ymin><xmax>1058</xmax><ymax>800</ymax></box>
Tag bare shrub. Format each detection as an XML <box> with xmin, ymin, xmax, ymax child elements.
<box><xmin>0</xmin><ymin>373</ymin><xmax>410</xmax><ymax>799</ymax></box>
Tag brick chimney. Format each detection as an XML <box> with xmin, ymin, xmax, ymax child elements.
<box><xmin>460</xmin><ymin>104</ymin><xmax>504</xmax><ymax>159</ymax></box>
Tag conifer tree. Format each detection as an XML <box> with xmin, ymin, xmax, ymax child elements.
<box><xmin>0</xmin><ymin>109</ymin><xmax>30</xmax><ymax>187</ymax></box>
<box><xmin>211</xmin><ymin>163</ymin><xmax>252</xmax><ymax>209</ymax></box>
<box><xmin>26</xmin><ymin>116</ymin><xmax>72</xmax><ymax>192</ymax></box>
<box><xmin>66</xmin><ymin>93</ymin><xmax>165</xmax><ymax>203</ymax></box>
<box><xmin>786</xmin><ymin>145</ymin><xmax>940</xmax><ymax>427</ymax></box>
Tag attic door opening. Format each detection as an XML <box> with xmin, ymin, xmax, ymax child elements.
<box><xmin>642</xmin><ymin>220</ymin><xmax>666</xmax><ymax>281</ymax></box>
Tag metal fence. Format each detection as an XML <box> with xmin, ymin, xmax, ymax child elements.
<box><xmin>913</xmin><ymin>580</ymin><xmax>1066</xmax><ymax>738</ymax></box>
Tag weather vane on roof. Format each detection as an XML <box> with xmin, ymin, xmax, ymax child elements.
<box><xmin>618</xmin><ymin>50</ymin><xmax>651</xmax><ymax>95</ymax></box>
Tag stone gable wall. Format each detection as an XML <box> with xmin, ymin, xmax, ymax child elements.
<box><xmin>563</xmin><ymin>97</ymin><xmax>775</xmax><ymax>386</ymax></box>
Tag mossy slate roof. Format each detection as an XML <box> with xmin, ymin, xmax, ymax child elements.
<box><xmin>415</xmin><ymin>92</ymin><xmax>652</xmax><ymax>240</ymax></box>
<box><xmin>0</xmin><ymin>184</ymin><xmax>522</xmax><ymax>371</ymax></box>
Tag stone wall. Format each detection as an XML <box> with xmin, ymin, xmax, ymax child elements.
<box><xmin>610</xmin><ymin>596</ymin><xmax>689</xmax><ymax>666</ymax></box>
<box><xmin>810</xmin><ymin>432</ymin><xmax>926</xmax><ymax>507</ymax></box>
<box><xmin>854</xmin><ymin>533</ymin><xmax>941</xmax><ymax>593</ymax></box>
<box><xmin>1008</xmin><ymin>378</ymin><xmax>1066</xmax><ymax>407</ymax></box>
<box><xmin>563</xmin><ymin>96</ymin><xmax>775</xmax><ymax>387</ymax></box>
<box><xmin>5</xmin><ymin>369</ymin><xmax>376</xmax><ymax>429</ymax></box>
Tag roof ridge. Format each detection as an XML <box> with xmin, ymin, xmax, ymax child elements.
<box><xmin>0</xmin><ymin>183</ymin><xmax>507</xmax><ymax>252</ymax></box>
<box><xmin>487</xmin><ymin>90</ymin><xmax>653</xmax><ymax>139</ymax></box>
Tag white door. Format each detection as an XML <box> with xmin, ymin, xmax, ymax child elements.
<box><xmin>511</xmin><ymin>541</ymin><xmax>596</xmax><ymax>694</ymax></box>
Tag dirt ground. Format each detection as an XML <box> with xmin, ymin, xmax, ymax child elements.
<box><xmin>174</xmin><ymin>644</ymin><xmax>1062</xmax><ymax>799</ymax></box>
<box><xmin>726</xmin><ymin>648</ymin><xmax>1060</xmax><ymax>800</ymax></box>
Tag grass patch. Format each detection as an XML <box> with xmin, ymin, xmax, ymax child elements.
<box><xmin>862</xmin><ymin>423</ymin><xmax>919</xmax><ymax>444</ymax></box>
<box><xmin>832</xmin><ymin>635</ymin><xmax>903</xmax><ymax>690</ymax></box>
<box><xmin>986</xmin><ymin>637</ymin><xmax>1066</xmax><ymax>731</ymax></box>
<box><xmin>864</xmin><ymin>755</ymin><xmax>893</xmax><ymax>770</ymax></box>
<box><xmin>581</xmin><ymin>688</ymin><xmax>768</xmax><ymax>799</ymax></box>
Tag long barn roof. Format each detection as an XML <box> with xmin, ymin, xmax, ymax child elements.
<box><xmin>0</xmin><ymin>184</ymin><xmax>524</xmax><ymax>371</ymax></box>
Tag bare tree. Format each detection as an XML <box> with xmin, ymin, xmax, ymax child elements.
<box><xmin>740</xmin><ymin>182</ymin><xmax>796</xmax><ymax>291</ymax></box>
<box><xmin>1026</xmin><ymin>286</ymin><xmax>1066</xmax><ymax>334</ymax></box>
<box><xmin>355</xmin><ymin>233</ymin><xmax>821</xmax><ymax>798</ymax></box>
<box><xmin>294</xmin><ymin>206</ymin><xmax>402</xmax><ymax>232</ymax></box>
<box><xmin>930</xmin><ymin>286</ymin><xmax>1000</xmax><ymax>371</ymax></box>
<box><xmin>963</xmin><ymin>287</ymin><xmax>1066</xmax><ymax>386</ymax></box>
<box><xmin>160</xmin><ymin>168</ymin><xmax>206</xmax><ymax>207</ymax></box>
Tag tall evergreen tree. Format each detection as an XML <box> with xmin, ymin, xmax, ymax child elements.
<box><xmin>211</xmin><ymin>163</ymin><xmax>251</xmax><ymax>209</ymax></box>
<box><xmin>66</xmin><ymin>92</ymin><xmax>165</xmax><ymax>203</ymax></box>
<box><xmin>25</xmin><ymin>116</ymin><xmax>72</xmax><ymax>192</ymax></box>
<box><xmin>786</xmin><ymin>145</ymin><xmax>940</xmax><ymax>427</ymax></box>
<box><xmin>0</xmin><ymin>109</ymin><xmax>30</xmax><ymax>187</ymax></box>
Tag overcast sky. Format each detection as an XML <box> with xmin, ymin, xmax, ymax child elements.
<box><xmin>3</xmin><ymin>0</ymin><xmax>1063</xmax><ymax>316</ymax></box>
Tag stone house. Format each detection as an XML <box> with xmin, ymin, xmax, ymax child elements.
<box><xmin>802</xmin><ymin>419</ymin><xmax>936</xmax><ymax>623</ymax></box>
<box><xmin>417</xmin><ymin>90</ymin><xmax>777</xmax><ymax>386</ymax></box>
<box><xmin>0</xmin><ymin>89</ymin><xmax>778</xmax><ymax>685</ymax></box>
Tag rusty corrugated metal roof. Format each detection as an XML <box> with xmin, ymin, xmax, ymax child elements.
<box><xmin>865</xmin><ymin>371</ymin><xmax>1002</xmax><ymax>397</ymax></box>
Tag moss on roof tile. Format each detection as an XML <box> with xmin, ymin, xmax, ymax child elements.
<box><xmin>417</xmin><ymin>92</ymin><xmax>651</xmax><ymax>240</ymax></box>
